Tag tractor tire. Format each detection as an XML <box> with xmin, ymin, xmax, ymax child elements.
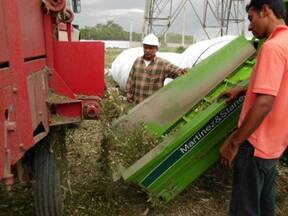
<box><xmin>33</xmin><ymin>128</ymin><xmax>65</xmax><ymax>216</ymax></box>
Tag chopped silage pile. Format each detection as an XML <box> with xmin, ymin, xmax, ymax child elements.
<box><xmin>104</xmin><ymin>123</ymin><xmax>162</xmax><ymax>177</ymax></box>
<box><xmin>62</xmin><ymin>87</ymin><xmax>151</xmax><ymax>215</ymax></box>
<box><xmin>99</xmin><ymin>87</ymin><xmax>162</xmax><ymax>178</ymax></box>
<box><xmin>62</xmin><ymin>120</ymin><xmax>103</xmax><ymax>215</ymax></box>
<box><xmin>100</xmin><ymin>87</ymin><xmax>131</xmax><ymax>122</ymax></box>
<box><xmin>0</xmin><ymin>182</ymin><xmax>34</xmax><ymax>216</ymax></box>
<box><xmin>52</xmin><ymin>118</ymin><xmax>149</xmax><ymax>216</ymax></box>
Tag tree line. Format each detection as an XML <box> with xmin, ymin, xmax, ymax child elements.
<box><xmin>80</xmin><ymin>21</ymin><xmax>195</xmax><ymax>44</ymax></box>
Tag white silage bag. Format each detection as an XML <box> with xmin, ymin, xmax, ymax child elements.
<box><xmin>178</xmin><ymin>35</ymin><xmax>237</xmax><ymax>68</ymax></box>
<box><xmin>111</xmin><ymin>35</ymin><xmax>237</xmax><ymax>89</ymax></box>
<box><xmin>111</xmin><ymin>47</ymin><xmax>143</xmax><ymax>89</ymax></box>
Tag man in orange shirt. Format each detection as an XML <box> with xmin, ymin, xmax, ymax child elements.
<box><xmin>220</xmin><ymin>0</ymin><xmax>288</xmax><ymax>215</ymax></box>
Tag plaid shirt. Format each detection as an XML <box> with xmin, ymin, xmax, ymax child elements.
<box><xmin>126</xmin><ymin>56</ymin><xmax>186</xmax><ymax>104</ymax></box>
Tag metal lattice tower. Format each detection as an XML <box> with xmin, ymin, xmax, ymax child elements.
<box><xmin>142</xmin><ymin>0</ymin><xmax>246</xmax><ymax>39</ymax></box>
<box><xmin>142</xmin><ymin>0</ymin><xmax>187</xmax><ymax>36</ymax></box>
<box><xmin>202</xmin><ymin>0</ymin><xmax>246</xmax><ymax>37</ymax></box>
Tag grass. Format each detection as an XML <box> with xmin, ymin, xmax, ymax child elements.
<box><xmin>105</xmin><ymin>48</ymin><xmax>124</xmax><ymax>68</ymax></box>
<box><xmin>159</xmin><ymin>46</ymin><xmax>186</xmax><ymax>53</ymax></box>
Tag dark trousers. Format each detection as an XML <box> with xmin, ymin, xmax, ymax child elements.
<box><xmin>230</xmin><ymin>141</ymin><xmax>278</xmax><ymax>216</ymax></box>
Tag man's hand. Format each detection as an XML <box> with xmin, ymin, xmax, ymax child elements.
<box><xmin>127</xmin><ymin>93</ymin><xmax>134</xmax><ymax>103</ymax></box>
<box><xmin>220</xmin><ymin>132</ymin><xmax>241</xmax><ymax>168</ymax></box>
<box><xmin>219</xmin><ymin>86</ymin><xmax>246</xmax><ymax>104</ymax></box>
<box><xmin>182</xmin><ymin>68</ymin><xmax>189</xmax><ymax>75</ymax></box>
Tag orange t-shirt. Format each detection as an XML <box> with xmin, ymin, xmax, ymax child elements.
<box><xmin>238</xmin><ymin>25</ymin><xmax>288</xmax><ymax>159</ymax></box>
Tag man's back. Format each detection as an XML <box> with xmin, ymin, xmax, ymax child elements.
<box><xmin>239</xmin><ymin>25</ymin><xmax>288</xmax><ymax>158</ymax></box>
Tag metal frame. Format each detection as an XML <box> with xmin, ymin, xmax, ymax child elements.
<box><xmin>0</xmin><ymin>0</ymin><xmax>104</xmax><ymax>187</ymax></box>
<box><xmin>142</xmin><ymin>0</ymin><xmax>245</xmax><ymax>39</ymax></box>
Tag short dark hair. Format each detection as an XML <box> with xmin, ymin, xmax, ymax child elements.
<box><xmin>246</xmin><ymin>0</ymin><xmax>286</xmax><ymax>19</ymax></box>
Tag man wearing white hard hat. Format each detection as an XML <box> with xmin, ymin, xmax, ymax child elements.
<box><xmin>126</xmin><ymin>33</ymin><xmax>188</xmax><ymax>104</ymax></box>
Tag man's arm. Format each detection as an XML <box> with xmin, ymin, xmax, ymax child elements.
<box><xmin>220</xmin><ymin>93</ymin><xmax>275</xmax><ymax>168</ymax></box>
<box><xmin>126</xmin><ymin>64</ymin><xmax>136</xmax><ymax>103</ymax></box>
<box><xmin>164</xmin><ymin>61</ymin><xmax>188</xmax><ymax>79</ymax></box>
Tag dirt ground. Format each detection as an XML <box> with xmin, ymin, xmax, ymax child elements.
<box><xmin>0</xmin><ymin>139</ymin><xmax>287</xmax><ymax>216</ymax></box>
<box><xmin>0</xmin><ymin>85</ymin><xmax>288</xmax><ymax>216</ymax></box>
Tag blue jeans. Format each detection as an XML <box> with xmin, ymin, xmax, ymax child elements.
<box><xmin>230</xmin><ymin>141</ymin><xmax>278</xmax><ymax>216</ymax></box>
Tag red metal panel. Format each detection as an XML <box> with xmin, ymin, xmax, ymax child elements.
<box><xmin>18</xmin><ymin>0</ymin><xmax>46</xmax><ymax>59</ymax></box>
<box><xmin>2</xmin><ymin>0</ymin><xmax>35</xmax><ymax>167</ymax></box>
<box><xmin>0</xmin><ymin>98</ymin><xmax>4</xmax><ymax>179</ymax></box>
<box><xmin>54</xmin><ymin>102</ymin><xmax>82</xmax><ymax>117</ymax></box>
<box><xmin>0</xmin><ymin>86</ymin><xmax>19</xmax><ymax>179</ymax></box>
<box><xmin>42</xmin><ymin>15</ymin><xmax>75</xmax><ymax>98</ymax></box>
<box><xmin>0</xmin><ymin>68</ymin><xmax>12</xmax><ymax>85</ymax></box>
<box><xmin>24</xmin><ymin>58</ymin><xmax>47</xmax><ymax>76</ymax></box>
<box><xmin>49</xmin><ymin>70</ymin><xmax>77</xmax><ymax>98</ymax></box>
<box><xmin>53</xmin><ymin>41</ymin><xmax>105</xmax><ymax>97</ymax></box>
<box><xmin>0</xmin><ymin>0</ymin><xmax>9</xmax><ymax>63</ymax></box>
<box><xmin>43</xmin><ymin>15</ymin><xmax>55</xmax><ymax>71</ymax></box>
<box><xmin>27</xmin><ymin>68</ymin><xmax>50</xmax><ymax>142</ymax></box>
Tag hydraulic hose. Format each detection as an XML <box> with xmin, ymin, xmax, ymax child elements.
<box><xmin>62</xmin><ymin>8</ymin><xmax>74</xmax><ymax>23</ymax></box>
<box><xmin>42</xmin><ymin>0</ymin><xmax>66</xmax><ymax>12</ymax></box>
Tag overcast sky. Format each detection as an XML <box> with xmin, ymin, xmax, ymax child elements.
<box><xmin>74</xmin><ymin>0</ymin><xmax>145</xmax><ymax>30</ymax></box>
<box><xmin>74</xmin><ymin>0</ymin><xmax>249</xmax><ymax>41</ymax></box>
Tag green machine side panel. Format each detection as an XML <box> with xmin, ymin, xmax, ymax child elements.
<box><xmin>141</xmin><ymin>98</ymin><xmax>244</xmax><ymax>201</ymax></box>
<box><xmin>120</xmin><ymin>37</ymin><xmax>256</xmax><ymax>202</ymax></box>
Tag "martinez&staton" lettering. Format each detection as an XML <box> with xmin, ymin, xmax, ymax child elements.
<box><xmin>179</xmin><ymin>95</ymin><xmax>245</xmax><ymax>154</ymax></box>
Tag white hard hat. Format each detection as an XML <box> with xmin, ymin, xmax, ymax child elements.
<box><xmin>142</xmin><ymin>33</ymin><xmax>160</xmax><ymax>47</ymax></box>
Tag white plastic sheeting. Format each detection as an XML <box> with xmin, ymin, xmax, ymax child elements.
<box><xmin>111</xmin><ymin>35</ymin><xmax>237</xmax><ymax>89</ymax></box>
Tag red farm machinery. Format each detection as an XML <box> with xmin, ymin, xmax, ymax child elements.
<box><xmin>0</xmin><ymin>0</ymin><xmax>104</xmax><ymax>215</ymax></box>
